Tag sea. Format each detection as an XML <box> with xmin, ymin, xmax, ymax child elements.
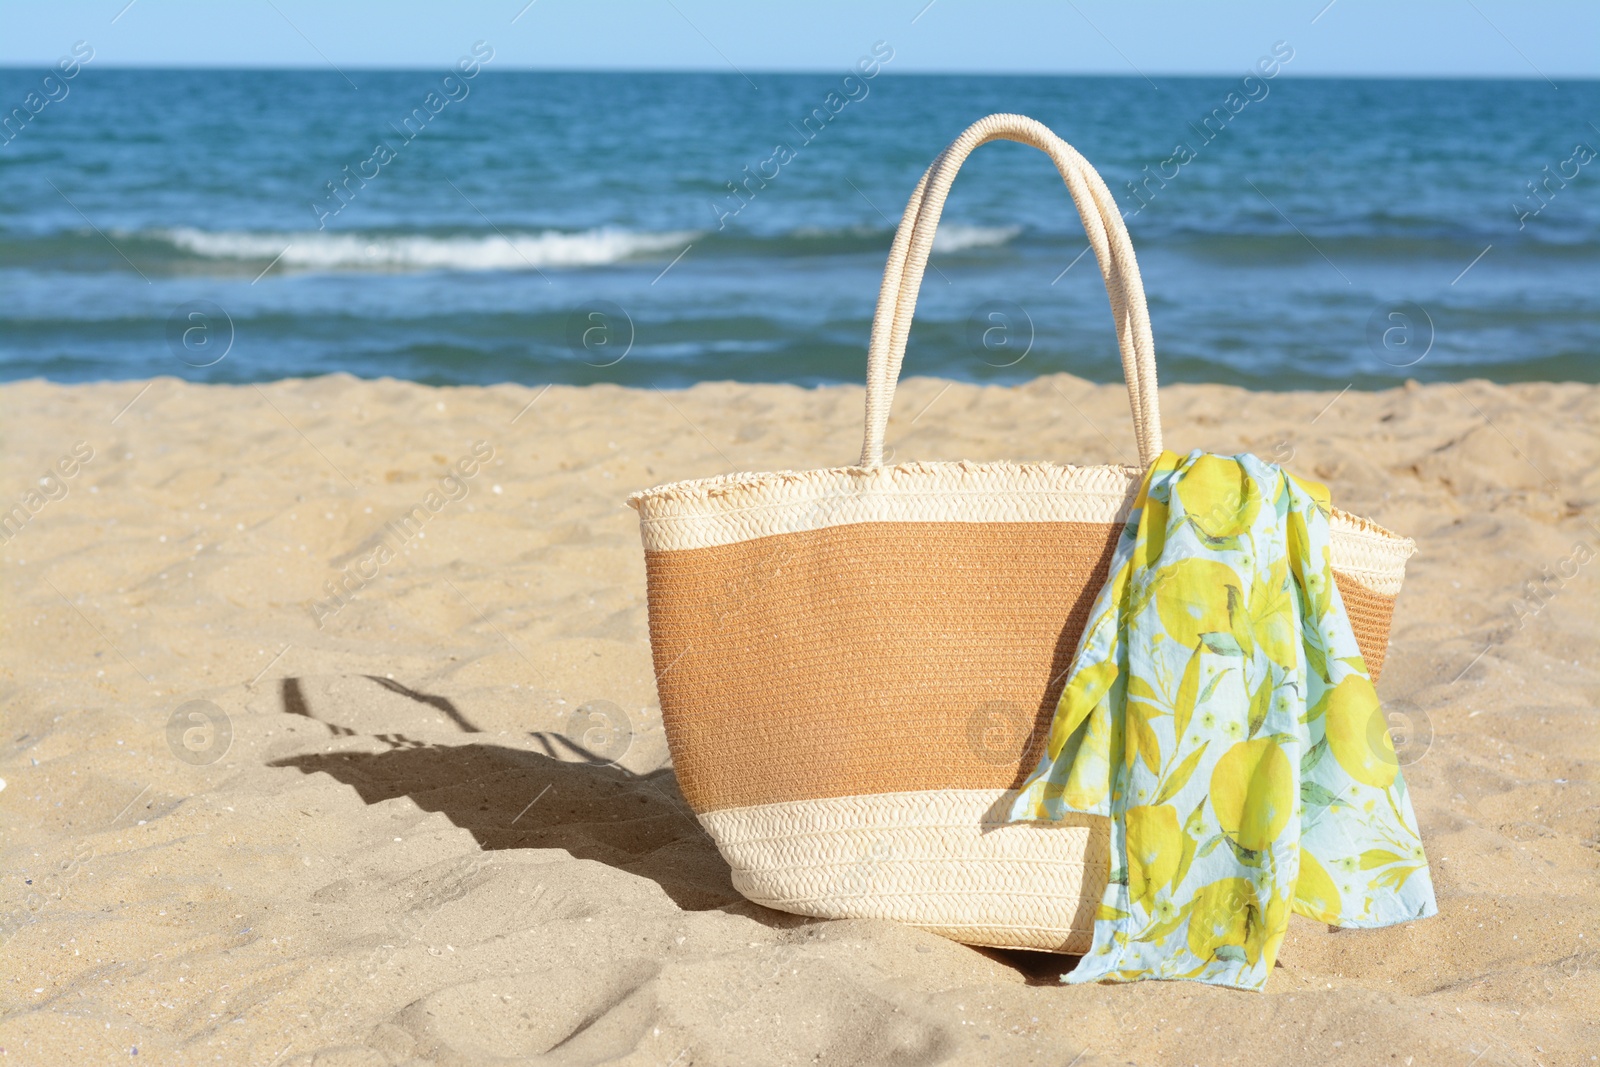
<box><xmin>2</xmin><ymin>68</ymin><xmax>1597</xmax><ymax>390</ymax></box>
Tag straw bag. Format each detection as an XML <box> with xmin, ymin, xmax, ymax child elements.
<box><xmin>628</xmin><ymin>114</ymin><xmax>1414</xmax><ymax>952</ymax></box>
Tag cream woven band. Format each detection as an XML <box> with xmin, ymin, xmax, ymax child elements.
<box><xmin>630</xmin><ymin>461</ymin><xmax>1414</xmax><ymax>596</ymax></box>
<box><xmin>700</xmin><ymin>788</ymin><xmax>1108</xmax><ymax>952</ymax></box>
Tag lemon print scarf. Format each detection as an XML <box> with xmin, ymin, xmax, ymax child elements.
<box><xmin>1008</xmin><ymin>450</ymin><xmax>1437</xmax><ymax>991</ymax></box>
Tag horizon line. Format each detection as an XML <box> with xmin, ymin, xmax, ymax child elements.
<box><xmin>0</xmin><ymin>64</ymin><xmax>1596</xmax><ymax>82</ymax></box>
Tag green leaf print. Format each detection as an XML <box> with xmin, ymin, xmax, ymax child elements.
<box><xmin>1247</xmin><ymin>674</ymin><xmax>1273</xmax><ymax>738</ymax></box>
<box><xmin>1300</xmin><ymin>780</ymin><xmax>1345</xmax><ymax>810</ymax></box>
<box><xmin>1300</xmin><ymin>737</ymin><xmax>1328</xmax><ymax>776</ymax></box>
<box><xmin>1200</xmin><ymin>632</ymin><xmax>1245</xmax><ymax>657</ymax></box>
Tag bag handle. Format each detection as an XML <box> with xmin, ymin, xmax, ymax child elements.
<box><xmin>859</xmin><ymin>113</ymin><xmax>1164</xmax><ymax>469</ymax></box>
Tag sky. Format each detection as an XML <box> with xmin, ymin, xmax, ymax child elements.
<box><xmin>1</xmin><ymin>0</ymin><xmax>1596</xmax><ymax>79</ymax></box>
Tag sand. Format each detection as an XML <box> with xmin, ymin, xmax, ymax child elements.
<box><xmin>1</xmin><ymin>372</ymin><xmax>1596</xmax><ymax>1066</ymax></box>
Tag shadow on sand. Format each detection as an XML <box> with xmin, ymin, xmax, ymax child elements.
<box><xmin>267</xmin><ymin>676</ymin><xmax>743</xmax><ymax>913</ymax></box>
<box><xmin>266</xmin><ymin>674</ymin><xmax>1083</xmax><ymax>980</ymax></box>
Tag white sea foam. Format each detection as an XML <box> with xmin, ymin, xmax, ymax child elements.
<box><xmin>930</xmin><ymin>224</ymin><xmax>1023</xmax><ymax>254</ymax></box>
<box><xmin>157</xmin><ymin>227</ymin><xmax>699</xmax><ymax>272</ymax></box>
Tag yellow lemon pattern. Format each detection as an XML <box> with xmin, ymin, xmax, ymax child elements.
<box><xmin>1209</xmin><ymin>738</ymin><xmax>1294</xmax><ymax>853</ymax></box>
<box><xmin>1322</xmin><ymin>675</ymin><xmax>1399</xmax><ymax>789</ymax></box>
<box><xmin>1007</xmin><ymin>450</ymin><xmax>1436</xmax><ymax>990</ymax></box>
<box><xmin>1125</xmin><ymin>804</ymin><xmax>1183</xmax><ymax>910</ymax></box>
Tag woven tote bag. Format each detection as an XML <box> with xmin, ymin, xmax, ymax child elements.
<box><xmin>628</xmin><ymin>114</ymin><xmax>1414</xmax><ymax>952</ymax></box>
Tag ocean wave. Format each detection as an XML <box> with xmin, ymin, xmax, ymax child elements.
<box><xmin>155</xmin><ymin>226</ymin><xmax>699</xmax><ymax>272</ymax></box>
<box><xmin>149</xmin><ymin>221</ymin><xmax>1020</xmax><ymax>270</ymax></box>
<box><xmin>930</xmin><ymin>224</ymin><xmax>1023</xmax><ymax>254</ymax></box>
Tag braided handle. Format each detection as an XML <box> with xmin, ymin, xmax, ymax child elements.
<box><xmin>859</xmin><ymin>113</ymin><xmax>1163</xmax><ymax>468</ymax></box>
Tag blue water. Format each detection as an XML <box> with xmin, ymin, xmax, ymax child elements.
<box><xmin>2</xmin><ymin>69</ymin><xmax>1597</xmax><ymax>389</ymax></box>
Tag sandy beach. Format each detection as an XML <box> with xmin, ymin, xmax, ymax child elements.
<box><xmin>1</xmin><ymin>372</ymin><xmax>1596</xmax><ymax>1065</ymax></box>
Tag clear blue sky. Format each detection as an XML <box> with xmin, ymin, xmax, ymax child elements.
<box><xmin>2</xmin><ymin>0</ymin><xmax>1595</xmax><ymax>78</ymax></box>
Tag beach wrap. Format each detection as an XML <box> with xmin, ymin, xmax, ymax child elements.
<box><xmin>1007</xmin><ymin>450</ymin><xmax>1437</xmax><ymax>990</ymax></box>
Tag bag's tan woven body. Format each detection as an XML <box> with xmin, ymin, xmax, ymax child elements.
<box><xmin>629</xmin><ymin>115</ymin><xmax>1414</xmax><ymax>952</ymax></box>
